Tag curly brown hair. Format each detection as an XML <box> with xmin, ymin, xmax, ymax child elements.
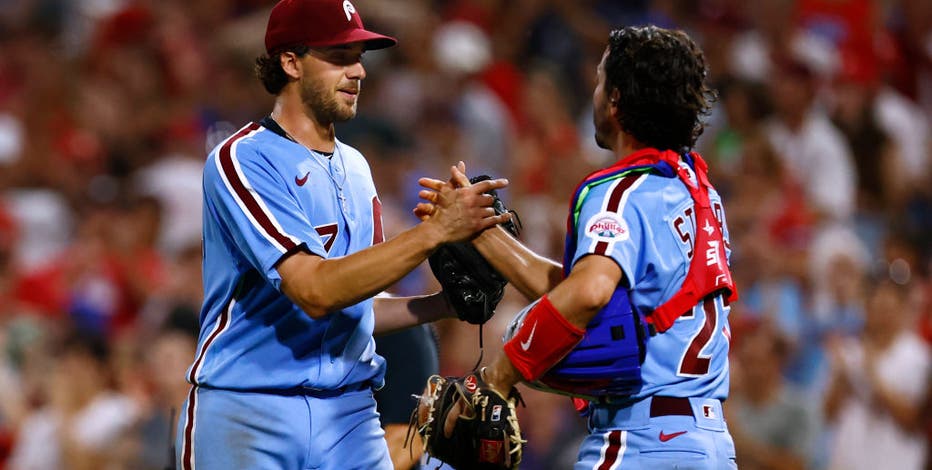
<box><xmin>254</xmin><ymin>45</ymin><xmax>310</xmax><ymax>95</ymax></box>
<box><xmin>605</xmin><ymin>26</ymin><xmax>715</xmax><ymax>151</ymax></box>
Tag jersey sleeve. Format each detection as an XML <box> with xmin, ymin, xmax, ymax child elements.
<box><xmin>204</xmin><ymin>143</ymin><xmax>328</xmax><ymax>290</ymax></box>
<box><xmin>570</xmin><ymin>174</ymin><xmax>649</xmax><ymax>285</ymax></box>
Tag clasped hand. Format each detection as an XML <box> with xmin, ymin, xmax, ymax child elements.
<box><xmin>417</xmin><ymin>162</ymin><xmax>509</xmax><ymax>242</ymax></box>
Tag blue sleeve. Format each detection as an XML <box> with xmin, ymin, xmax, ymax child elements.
<box><xmin>570</xmin><ymin>175</ymin><xmax>650</xmax><ymax>285</ymax></box>
<box><xmin>204</xmin><ymin>144</ymin><xmax>328</xmax><ymax>290</ymax></box>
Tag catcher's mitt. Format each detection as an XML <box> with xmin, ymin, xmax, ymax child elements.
<box><xmin>414</xmin><ymin>372</ymin><xmax>524</xmax><ymax>470</ymax></box>
<box><xmin>429</xmin><ymin>175</ymin><xmax>521</xmax><ymax>324</ymax></box>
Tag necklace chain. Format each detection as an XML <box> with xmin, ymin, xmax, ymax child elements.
<box><xmin>280</xmin><ymin>128</ymin><xmax>348</xmax><ymax>193</ymax></box>
<box><xmin>272</xmin><ymin>118</ymin><xmax>349</xmax><ymax>211</ymax></box>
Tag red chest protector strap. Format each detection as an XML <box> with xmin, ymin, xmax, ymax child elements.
<box><xmin>630</xmin><ymin>150</ymin><xmax>737</xmax><ymax>333</ymax></box>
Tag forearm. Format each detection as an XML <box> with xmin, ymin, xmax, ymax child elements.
<box><xmin>373</xmin><ymin>293</ymin><xmax>454</xmax><ymax>336</ymax></box>
<box><xmin>383</xmin><ymin>424</ymin><xmax>422</xmax><ymax>470</ymax></box>
<box><xmin>280</xmin><ymin>223</ymin><xmax>443</xmax><ymax>318</ymax></box>
<box><xmin>486</xmin><ymin>256</ymin><xmax>620</xmax><ymax>391</ymax></box>
<box><xmin>472</xmin><ymin>225</ymin><xmax>563</xmax><ymax>300</ymax></box>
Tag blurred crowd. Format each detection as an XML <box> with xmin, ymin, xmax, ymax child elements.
<box><xmin>0</xmin><ymin>0</ymin><xmax>929</xmax><ymax>469</ymax></box>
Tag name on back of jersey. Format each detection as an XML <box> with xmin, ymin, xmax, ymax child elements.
<box><xmin>668</xmin><ymin>200</ymin><xmax>729</xmax><ymax>261</ymax></box>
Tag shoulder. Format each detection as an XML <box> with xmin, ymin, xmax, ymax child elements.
<box><xmin>207</xmin><ymin>123</ymin><xmax>266</xmax><ymax>160</ymax></box>
<box><xmin>578</xmin><ymin>169</ymin><xmax>656</xmax><ymax>205</ymax></box>
<box><xmin>588</xmin><ymin>172</ymin><xmax>684</xmax><ymax>220</ymax></box>
<box><xmin>206</xmin><ymin>124</ymin><xmax>277</xmax><ymax>172</ymax></box>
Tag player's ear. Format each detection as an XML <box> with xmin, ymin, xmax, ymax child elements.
<box><xmin>609</xmin><ymin>88</ymin><xmax>621</xmax><ymax>121</ymax></box>
<box><xmin>279</xmin><ymin>51</ymin><xmax>302</xmax><ymax>81</ymax></box>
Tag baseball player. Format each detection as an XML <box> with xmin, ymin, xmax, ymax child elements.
<box><xmin>175</xmin><ymin>1</ymin><xmax>511</xmax><ymax>469</ymax></box>
<box><xmin>418</xmin><ymin>26</ymin><xmax>737</xmax><ymax>468</ymax></box>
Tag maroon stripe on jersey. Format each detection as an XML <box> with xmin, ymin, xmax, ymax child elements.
<box><xmin>606</xmin><ymin>174</ymin><xmax>641</xmax><ymax>212</ymax></box>
<box><xmin>181</xmin><ymin>299</ymin><xmax>233</xmax><ymax>469</ymax></box>
<box><xmin>595</xmin><ymin>241</ymin><xmax>608</xmax><ymax>253</ymax></box>
<box><xmin>372</xmin><ymin>196</ymin><xmax>384</xmax><ymax>245</ymax></box>
<box><xmin>182</xmin><ymin>385</ymin><xmax>197</xmax><ymax>470</ymax></box>
<box><xmin>597</xmin><ymin>430</ymin><xmax>623</xmax><ymax>470</ymax></box>
<box><xmin>187</xmin><ymin>300</ymin><xmax>232</xmax><ymax>384</ymax></box>
<box><xmin>218</xmin><ymin>123</ymin><xmax>297</xmax><ymax>251</ymax></box>
<box><xmin>593</xmin><ymin>175</ymin><xmax>641</xmax><ymax>256</ymax></box>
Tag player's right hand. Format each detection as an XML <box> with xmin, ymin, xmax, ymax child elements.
<box><xmin>415</xmin><ymin>161</ymin><xmax>471</xmax><ymax>220</ymax></box>
<box><xmin>417</xmin><ymin>164</ymin><xmax>511</xmax><ymax>243</ymax></box>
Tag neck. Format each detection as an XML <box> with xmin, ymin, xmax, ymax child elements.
<box><xmin>614</xmin><ymin>132</ymin><xmax>646</xmax><ymax>159</ymax></box>
<box><xmin>270</xmin><ymin>92</ymin><xmax>336</xmax><ymax>152</ymax></box>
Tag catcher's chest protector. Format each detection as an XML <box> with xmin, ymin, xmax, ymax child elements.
<box><xmin>542</xmin><ymin>149</ymin><xmax>737</xmax><ymax>398</ymax></box>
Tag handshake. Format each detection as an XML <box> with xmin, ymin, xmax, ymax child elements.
<box><xmin>414</xmin><ymin>166</ymin><xmax>521</xmax><ymax>325</ymax></box>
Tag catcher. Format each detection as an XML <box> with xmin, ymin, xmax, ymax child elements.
<box><xmin>416</xmin><ymin>26</ymin><xmax>738</xmax><ymax>470</ymax></box>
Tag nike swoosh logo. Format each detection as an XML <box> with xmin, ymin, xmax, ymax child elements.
<box><xmin>659</xmin><ymin>430</ymin><xmax>688</xmax><ymax>442</ymax></box>
<box><xmin>520</xmin><ymin>321</ymin><xmax>538</xmax><ymax>351</ymax></box>
<box><xmin>295</xmin><ymin>172</ymin><xmax>310</xmax><ymax>186</ymax></box>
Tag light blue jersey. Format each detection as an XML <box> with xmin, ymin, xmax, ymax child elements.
<box><xmin>568</xmin><ymin>151</ymin><xmax>733</xmax><ymax>402</ymax></box>
<box><xmin>189</xmin><ymin>119</ymin><xmax>386</xmax><ymax>392</ymax></box>
<box><xmin>568</xmin><ymin>149</ymin><xmax>737</xmax><ymax>469</ymax></box>
<box><xmin>177</xmin><ymin>119</ymin><xmax>394</xmax><ymax>470</ymax></box>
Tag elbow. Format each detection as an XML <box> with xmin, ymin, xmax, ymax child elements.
<box><xmin>277</xmin><ymin>253</ymin><xmax>338</xmax><ymax>319</ymax></box>
<box><xmin>282</xmin><ymin>281</ymin><xmax>332</xmax><ymax>319</ymax></box>
<box><xmin>295</xmin><ymin>290</ymin><xmax>334</xmax><ymax>319</ymax></box>
<box><xmin>573</xmin><ymin>276</ymin><xmax>616</xmax><ymax>313</ymax></box>
<box><xmin>298</xmin><ymin>301</ymin><xmax>330</xmax><ymax>319</ymax></box>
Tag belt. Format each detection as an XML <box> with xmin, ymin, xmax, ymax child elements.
<box><xmin>588</xmin><ymin>396</ymin><xmax>725</xmax><ymax>431</ymax></box>
<box><xmin>649</xmin><ymin>396</ymin><xmax>694</xmax><ymax>417</ymax></box>
<box><xmin>303</xmin><ymin>381</ymin><xmax>371</xmax><ymax>398</ymax></box>
<box><xmin>192</xmin><ymin>382</ymin><xmax>372</xmax><ymax>398</ymax></box>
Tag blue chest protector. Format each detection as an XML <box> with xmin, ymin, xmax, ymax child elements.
<box><xmin>533</xmin><ymin>164</ymin><xmax>663</xmax><ymax>398</ymax></box>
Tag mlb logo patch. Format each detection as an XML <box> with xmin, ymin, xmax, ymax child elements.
<box><xmin>702</xmin><ymin>404</ymin><xmax>716</xmax><ymax>419</ymax></box>
<box><xmin>491</xmin><ymin>405</ymin><xmax>502</xmax><ymax>422</ymax></box>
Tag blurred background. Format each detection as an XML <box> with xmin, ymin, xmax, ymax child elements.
<box><xmin>0</xmin><ymin>0</ymin><xmax>928</xmax><ymax>468</ymax></box>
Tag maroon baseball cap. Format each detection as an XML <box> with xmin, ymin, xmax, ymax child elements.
<box><xmin>264</xmin><ymin>0</ymin><xmax>397</xmax><ymax>54</ymax></box>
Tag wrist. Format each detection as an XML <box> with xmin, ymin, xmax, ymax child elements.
<box><xmin>482</xmin><ymin>358</ymin><xmax>521</xmax><ymax>394</ymax></box>
<box><xmin>503</xmin><ymin>295</ymin><xmax>585</xmax><ymax>381</ymax></box>
<box><xmin>416</xmin><ymin>220</ymin><xmax>445</xmax><ymax>252</ymax></box>
<box><xmin>432</xmin><ymin>291</ymin><xmax>457</xmax><ymax>320</ymax></box>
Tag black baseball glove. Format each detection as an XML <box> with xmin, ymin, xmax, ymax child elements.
<box><xmin>415</xmin><ymin>372</ymin><xmax>524</xmax><ymax>470</ymax></box>
<box><xmin>428</xmin><ymin>175</ymin><xmax>520</xmax><ymax>325</ymax></box>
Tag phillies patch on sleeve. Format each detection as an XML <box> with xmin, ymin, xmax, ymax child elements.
<box><xmin>584</xmin><ymin>211</ymin><xmax>630</xmax><ymax>242</ymax></box>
